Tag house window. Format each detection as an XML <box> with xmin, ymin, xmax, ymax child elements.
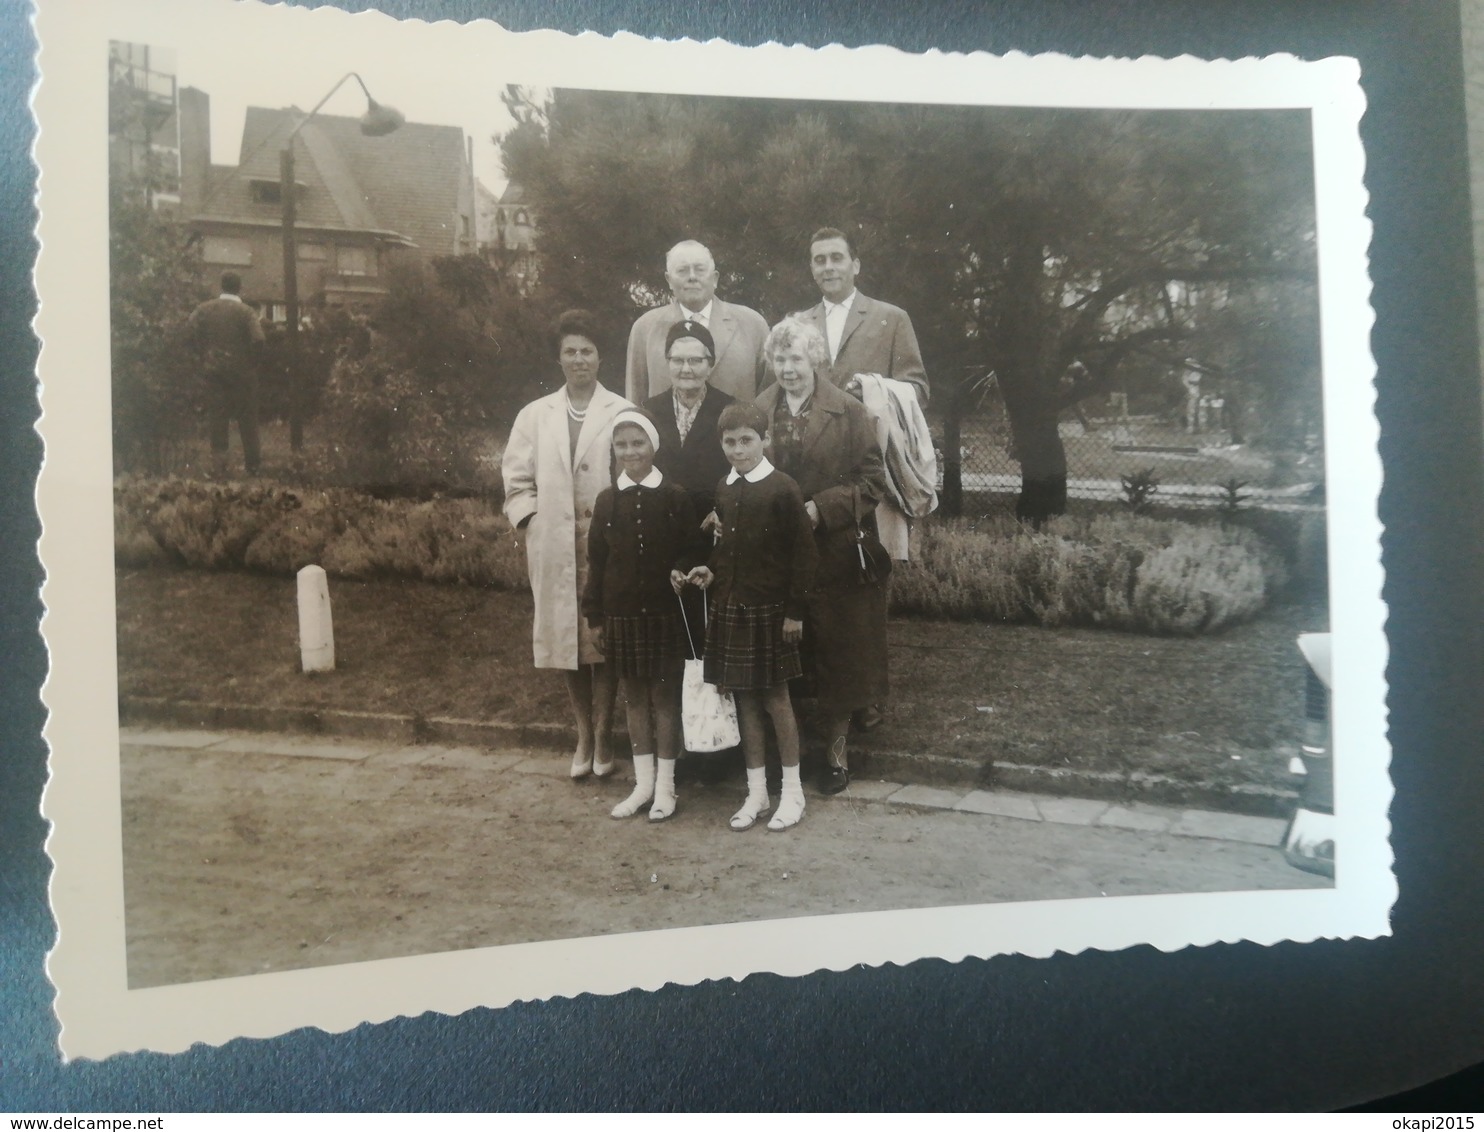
<box><xmin>202</xmin><ymin>236</ymin><xmax>252</xmax><ymax>266</ymax></box>
<box><xmin>337</xmin><ymin>246</ymin><xmax>373</xmax><ymax>276</ymax></box>
<box><xmin>249</xmin><ymin>179</ymin><xmax>284</xmax><ymax>204</ymax></box>
<box><xmin>297</xmin><ymin>243</ymin><xmax>328</xmax><ymax>262</ymax></box>
<box><xmin>514</xmin><ymin>209</ymin><xmax>529</xmax><ymax>226</ymax></box>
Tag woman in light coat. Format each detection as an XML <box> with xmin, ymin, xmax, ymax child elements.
<box><xmin>502</xmin><ymin>309</ymin><xmax>633</xmax><ymax>778</ymax></box>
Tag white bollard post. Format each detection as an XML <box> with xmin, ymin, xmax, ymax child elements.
<box><xmin>296</xmin><ymin>564</ymin><xmax>335</xmax><ymax>673</ymax></box>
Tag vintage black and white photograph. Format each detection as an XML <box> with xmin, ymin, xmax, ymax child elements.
<box><xmin>36</xmin><ymin>0</ymin><xmax>1391</xmax><ymax>1059</ymax></box>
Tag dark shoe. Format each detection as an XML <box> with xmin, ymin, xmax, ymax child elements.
<box><xmin>852</xmin><ymin>706</ymin><xmax>884</xmax><ymax>733</ymax></box>
<box><xmin>821</xmin><ymin>764</ymin><xmax>849</xmax><ymax>795</ymax></box>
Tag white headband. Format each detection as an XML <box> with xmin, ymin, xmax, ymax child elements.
<box><xmin>611</xmin><ymin>409</ymin><xmax>661</xmax><ymax>452</ymax></box>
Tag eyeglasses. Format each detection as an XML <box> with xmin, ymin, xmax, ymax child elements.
<box><xmin>667</xmin><ymin>356</ymin><xmax>712</xmax><ymax>370</ymax></box>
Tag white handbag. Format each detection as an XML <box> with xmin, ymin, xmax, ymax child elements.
<box><xmin>677</xmin><ymin>593</ymin><xmax>740</xmax><ymax>753</ymax></box>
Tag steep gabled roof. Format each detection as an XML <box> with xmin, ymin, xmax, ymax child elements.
<box><xmin>297</xmin><ymin>121</ymin><xmax>381</xmax><ymax>231</ymax></box>
<box><xmin>193</xmin><ymin>106</ymin><xmax>468</xmax><ymax>255</ymax></box>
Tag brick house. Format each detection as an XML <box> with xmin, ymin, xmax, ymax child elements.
<box><xmin>180</xmin><ymin>91</ymin><xmax>479</xmax><ymax>321</ymax></box>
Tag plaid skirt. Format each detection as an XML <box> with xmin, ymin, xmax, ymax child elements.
<box><xmin>703</xmin><ymin>600</ymin><xmax>802</xmax><ymax>692</ymax></box>
<box><xmin>603</xmin><ymin>611</ymin><xmax>686</xmax><ymax>678</ymax></box>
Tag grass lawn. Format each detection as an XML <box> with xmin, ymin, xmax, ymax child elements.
<box><xmin>115</xmin><ymin>566</ymin><xmax>1326</xmax><ymax>795</ymax></box>
<box><xmin>954</xmin><ymin>418</ymin><xmax>1318</xmax><ymax>490</ymax></box>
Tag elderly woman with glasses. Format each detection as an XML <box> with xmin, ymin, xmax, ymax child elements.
<box><xmin>755</xmin><ymin>315</ymin><xmax>890</xmax><ymax>795</ymax></box>
<box><xmin>644</xmin><ymin>319</ymin><xmax>736</xmax><ymax>522</ymax></box>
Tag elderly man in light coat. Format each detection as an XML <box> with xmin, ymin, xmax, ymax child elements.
<box><xmin>625</xmin><ymin>239</ymin><xmax>769</xmax><ymax>404</ymax></box>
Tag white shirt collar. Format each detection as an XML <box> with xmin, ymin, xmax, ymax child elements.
<box><xmin>617</xmin><ymin>467</ymin><xmax>664</xmax><ymax>491</ymax></box>
<box><xmin>823</xmin><ymin>289</ymin><xmax>857</xmax><ymax>315</ymax></box>
<box><xmin>219</xmin><ymin>293</ymin><xmax>243</xmax><ymax>303</ymax></box>
<box><xmin>679</xmin><ymin>298</ymin><xmax>714</xmax><ymax>323</ymax></box>
<box><xmin>725</xmin><ymin>456</ymin><xmax>774</xmax><ymax>484</ymax></box>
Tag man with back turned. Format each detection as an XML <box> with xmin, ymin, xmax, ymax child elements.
<box><xmin>187</xmin><ymin>270</ymin><xmax>265</xmax><ymax>476</ymax></box>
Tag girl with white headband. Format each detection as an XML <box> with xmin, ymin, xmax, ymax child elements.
<box><xmin>581</xmin><ymin>409</ymin><xmax>707</xmax><ymax>821</ymax></box>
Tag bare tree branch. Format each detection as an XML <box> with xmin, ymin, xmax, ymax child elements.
<box><xmin>1062</xmin><ymin>261</ymin><xmax>1312</xmax><ymax>354</ymax></box>
<box><xmin>1056</xmin><ymin>325</ymin><xmax>1194</xmax><ymax>410</ymax></box>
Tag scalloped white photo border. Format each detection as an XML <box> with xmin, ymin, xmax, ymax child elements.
<box><xmin>34</xmin><ymin>0</ymin><xmax>1391</xmax><ymax>1060</ymax></box>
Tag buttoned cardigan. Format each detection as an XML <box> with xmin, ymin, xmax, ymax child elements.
<box><xmin>582</xmin><ymin>478</ymin><xmax>706</xmax><ymax>628</ymax></box>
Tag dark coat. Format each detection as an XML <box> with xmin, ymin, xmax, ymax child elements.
<box><xmin>187</xmin><ymin>295</ymin><xmax>264</xmax><ymax>375</ymax></box>
<box><xmin>756</xmin><ymin>376</ymin><xmax>890</xmax><ymax>715</ymax></box>
<box><xmin>582</xmin><ymin>478</ymin><xmax>706</xmax><ymax>628</ymax></box>
<box><xmin>706</xmin><ymin>469</ymin><xmax>818</xmax><ymax>623</ymax></box>
<box><xmin>645</xmin><ymin>385</ymin><xmax>736</xmax><ymax>519</ymax></box>
<box><xmin>756</xmin><ymin>376</ymin><xmax>889</xmax><ymax>590</ymax></box>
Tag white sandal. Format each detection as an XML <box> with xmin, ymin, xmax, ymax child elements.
<box><xmin>730</xmin><ymin>794</ymin><xmax>771</xmax><ymax>831</ymax></box>
<box><xmin>767</xmin><ymin>790</ymin><xmax>806</xmax><ymax>832</ymax></box>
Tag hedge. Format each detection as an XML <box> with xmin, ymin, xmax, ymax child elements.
<box><xmin>116</xmin><ymin>478</ymin><xmax>1287</xmax><ymax>636</ymax></box>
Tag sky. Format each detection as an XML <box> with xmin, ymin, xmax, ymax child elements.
<box><xmin>133</xmin><ymin>14</ymin><xmax>523</xmax><ymax>193</ymax></box>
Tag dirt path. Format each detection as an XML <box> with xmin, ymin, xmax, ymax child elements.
<box><xmin>120</xmin><ymin>733</ymin><xmax>1327</xmax><ymax>989</ymax></box>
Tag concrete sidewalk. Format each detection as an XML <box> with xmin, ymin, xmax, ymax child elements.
<box><xmin>119</xmin><ymin>696</ymin><xmax>1304</xmax><ymax>819</ymax></box>
<box><xmin>121</xmin><ymin>725</ymin><xmax>1291</xmax><ymax>848</ymax></box>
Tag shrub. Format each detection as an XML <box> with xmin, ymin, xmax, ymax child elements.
<box><xmin>117</xmin><ymin>478</ymin><xmax>298</xmax><ymax>569</ymax></box>
<box><xmin>116</xmin><ymin>480</ymin><xmax>1285</xmax><ymax>636</ymax></box>
<box><xmin>410</xmin><ymin>500</ymin><xmax>528</xmax><ymax>589</ymax></box>
<box><xmin>314</xmin><ymin>256</ymin><xmax>549</xmax><ymax>491</ymax></box>
<box><xmin>1120</xmin><ymin>467</ymin><xmax>1161</xmax><ymax>512</ymax></box>
<box><xmin>115</xmin><ymin>477</ymin><xmax>529</xmax><ymax>593</ymax></box>
<box><xmin>109</xmin><ymin>172</ymin><xmax>209</xmax><ymax>475</ymax></box>
<box><xmin>1130</xmin><ymin>523</ymin><xmax>1287</xmax><ymax>633</ymax></box>
<box><xmin>114</xmin><ymin>492</ymin><xmax>172</xmax><ymax>568</ymax></box>
<box><xmin>240</xmin><ymin>492</ymin><xmax>345</xmax><ymax>575</ymax></box>
<box><xmin>892</xmin><ymin>513</ymin><xmax>1286</xmax><ymax>635</ymax></box>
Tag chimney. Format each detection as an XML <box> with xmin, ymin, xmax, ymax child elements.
<box><xmin>178</xmin><ymin>86</ymin><xmax>210</xmax><ymax>217</ymax></box>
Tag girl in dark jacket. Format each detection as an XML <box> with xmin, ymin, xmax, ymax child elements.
<box><xmin>688</xmin><ymin>402</ymin><xmax>819</xmax><ymax>831</ymax></box>
<box><xmin>583</xmin><ymin>410</ymin><xmax>705</xmax><ymax>822</ymax></box>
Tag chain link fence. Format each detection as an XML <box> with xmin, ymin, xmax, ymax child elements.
<box><xmin>935</xmin><ymin>381</ymin><xmax>1325</xmax><ymax>517</ymax></box>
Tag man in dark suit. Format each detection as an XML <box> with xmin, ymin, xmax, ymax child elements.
<box><xmin>625</xmin><ymin>240</ymin><xmax>769</xmax><ymax>404</ymax></box>
<box><xmin>645</xmin><ymin>319</ymin><xmax>735</xmax><ymax>520</ymax></box>
<box><xmin>187</xmin><ymin>271</ymin><xmax>265</xmax><ymax>475</ymax></box>
<box><xmin>795</xmin><ymin>227</ymin><xmax>929</xmax><ymax>406</ymax></box>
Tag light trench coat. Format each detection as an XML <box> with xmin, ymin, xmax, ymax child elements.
<box><xmin>501</xmin><ymin>383</ymin><xmax>632</xmax><ymax>669</ymax></box>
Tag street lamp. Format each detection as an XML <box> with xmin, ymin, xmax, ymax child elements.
<box><xmin>281</xmin><ymin>73</ymin><xmax>403</xmax><ymax>451</ymax></box>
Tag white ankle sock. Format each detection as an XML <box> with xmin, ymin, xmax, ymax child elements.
<box><xmin>768</xmin><ymin>765</ymin><xmax>805</xmax><ymax>831</ymax></box>
<box><xmin>649</xmin><ymin>758</ymin><xmax>677</xmax><ymax>821</ymax></box>
<box><xmin>611</xmin><ymin>754</ymin><xmax>656</xmax><ymax>818</ymax></box>
<box><xmin>730</xmin><ymin>766</ymin><xmax>771</xmax><ymax>830</ymax></box>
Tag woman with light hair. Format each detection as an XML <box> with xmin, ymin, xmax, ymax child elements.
<box><xmin>755</xmin><ymin>316</ymin><xmax>890</xmax><ymax>795</ymax></box>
